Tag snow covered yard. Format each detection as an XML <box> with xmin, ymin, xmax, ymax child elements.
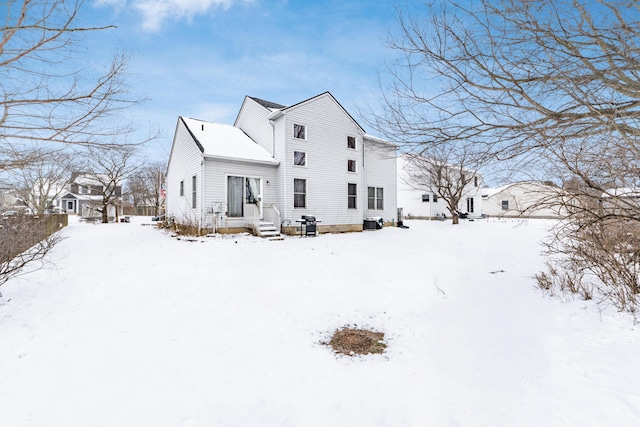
<box><xmin>1</xmin><ymin>217</ymin><xmax>639</xmax><ymax>426</ymax></box>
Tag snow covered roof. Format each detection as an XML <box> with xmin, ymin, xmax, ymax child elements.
<box><xmin>181</xmin><ymin>117</ymin><xmax>278</xmax><ymax>165</ymax></box>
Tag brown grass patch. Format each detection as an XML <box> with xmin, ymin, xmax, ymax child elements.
<box><xmin>327</xmin><ymin>327</ymin><xmax>386</xmax><ymax>356</ymax></box>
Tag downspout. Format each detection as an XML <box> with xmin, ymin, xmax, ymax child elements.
<box><xmin>200</xmin><ymin>157</ymin><xmax>205</xmax><ymax>234</ymax></box>
<box><xmin>361</xmin><ymin>134</ymin><xmax>366</xmax><ymax>222</ymax></box>
<box><xmin>270</xmin><ymin>118</ymin><xmax>285</xmax><ymax>225</ymax></box>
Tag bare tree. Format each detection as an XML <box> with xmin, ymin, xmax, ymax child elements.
<box><xmin>380</xmin><ymin>0</ymin><xmax>640</xmax><ymax>310</ymax></box>
<box><xmin>400</xmin><ymin>147</ymin><xmax>482</xmax><ymax>224</ymax></box>
<box><xmin>1</xmin><ymin>0</ymin><xmax>141</xmax><ymax>172</ymax></box>
<box><xmin>126</xmin><ymin>161</ymin><xmax>165</xmax><ymax>216</ymax></box>
<box><xmin>8</xmin><ymin>149</ymin><xmax>76</xmax><ymax>215</ymax></box>
<box><xmin>82</xmin><ymin>146</ymin><xmax>140</xmax><ymax>223</ymax></box>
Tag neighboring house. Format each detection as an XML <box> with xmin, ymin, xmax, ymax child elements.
<box><xmin>0</xmin><ymin>187</ymin><xmax>28</xmax><ymax>214</ymax></box>
<box><xmin>60</xmin><ymin>172</ymin><xmax>122</xmax><ymax>219</ymax></box>
<box><xmin>396</xmin><ymin>154</ymin><xmax>483</xmax><ymax>219</ymax></box>
<box><xmin>482</xmin><ymin>181</ymin><xmax>565</xmax><ymax>218</ymax></box>
<box><xmin>29</xmin><ymin>178</ymin><xmax>67</xmax><ymax>213</ymax></box>
<box><xmin>600</xmin><ymin>187</ymin><xmax>640</xmax><ymax>218</ymax></box>
<box><xmin>165</xmin><ymin>92</ymin><xmax>397</xmax><ymax>235</ymax></box>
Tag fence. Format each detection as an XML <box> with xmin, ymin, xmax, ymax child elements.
<box><xmin>1</xmin><ymin>214</ymin><xmax>68</xmax><ymax>263</ymax></box>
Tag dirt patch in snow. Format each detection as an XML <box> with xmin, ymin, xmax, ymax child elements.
<box><xmin>327</xmin><ymin>328</ymin><xmax>386</xmax><ymax>356</ymax></box>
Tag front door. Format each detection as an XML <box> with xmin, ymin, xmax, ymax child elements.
<box><xmin>66</xmin><ymin>200</ymin><xmax>76</xmax><ymax>213</ymax></box>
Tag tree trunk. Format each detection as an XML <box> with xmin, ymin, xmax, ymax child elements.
<box><xmin>102</xmin><ymin>204</ymin><xmax>109</xmax><ymax>223</ymax></box>
<box><xmin>452</xmin><ymin>213</ymin><xmax>459</xmax><ymax>224</ymax></box>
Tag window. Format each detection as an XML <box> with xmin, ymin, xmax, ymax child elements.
<box><xmin>474</xmin><ymin>176</ymin><xmax>479</xmax><ymax>187</ymax></box>
<box><xmin>192</xmin><ymin>176</ymin><xmax>197</xmax><ymax>208</ymax></box>
<box><xmin>348</xmin><ymin>183</ymin><xmax>357</xmax><ymax>209</ymax></box>
<box><xmin>433</xmin><ymin>195</ymin><xmax>438</xmax><ymax>203</ymax></box>
<box><xmin>422</xmin><ymin>194</ymin><xmax>429</xmax><ymax>202</ymax></box>
<box><xmin>228</xmin><ymin>176</ymin><xmax>262</xmax><ymax>217</ymax></box>
<box><xmin>228</xmin><ymin>176</ymin><xmax>244</xmax><ymax>217</ymax></box>
<box><xmin>368</xmin><ymin>187</ymin><xmax>384</xmax><ymax>210</ymax></box>
<box><xmin>501</xmin><ymin>200</ymin><xmax>509</xmax><ymax>210</ymax></box>
<box><xmin>467</xmin><ymin>197</ymin><xmax>474</xmax><ymax>213</ymax></box>
<box><xmin>180</xmin><ymin>180</ymin><xmax>184</xmax><ymax>197</ymax></box>
<box><xmin>294</xmin><ymin>178</ymin><xmax>306</xmax><ymax>208</ymax></box>
<box><xmin>294</xmin><ymin>151</ymin><xmax>306</xmax><ymax>166</ymax></box>
<box><xmin>376</xmin><ymin>188</ymin><xmax>384</xmax><ymax>210</ymax></box>
<box><xmin>347</xmin><ymin>136</ymin><xmax>356</xmax><ymax>149</ymax></box>
<box><xmin>347</xmin><ymin>159</ymin><xmax>356</xmax><ymax>172</ymax></box>
<box><xmin>293</xmin><ymin>123</ymin><xmax>306</xmax><ymax>140</ymax></box>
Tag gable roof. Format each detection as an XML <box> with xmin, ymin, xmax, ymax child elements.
<box><xmin>180</xmin><ymin>117</ymin><xmax>278</xmax><ymax>165</ymax></box>
<box><xmin>240</xmin><ymin>92</ymin><xmax>365</xmax><ymax>134</ymax></box>
<box><xmin>248</xmin><ymin>97</ymin><xmax>286</xmax><ymax>110</ymax></box>
<box><xmin>272</xmin><ymin>92</ymin><xmax>365</xmax><ymax>134</ymax></box>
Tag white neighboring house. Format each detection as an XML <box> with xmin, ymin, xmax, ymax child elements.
<box><xmin>28</xmin><ymin>178</ymin><xmax>67</xmax><ymax>213</ymax></box>
<box><xmin>600</xmin><ymin>187</ymin><xmax>640</xmax><ymax>217</ymax></box>
<box><xmin>482</xmin><ymin>181</ymin><xmax>565</xmax><ymax>218</ymax></box>
<box><xmin>166</xmin><ymin>92</ymin><xmax>397</xmax><ymax>235</ymax></box>
<box><xmin>396</xmin><ymin>154</ymin><xmax>483</xmax><ymax>219</ymax></box>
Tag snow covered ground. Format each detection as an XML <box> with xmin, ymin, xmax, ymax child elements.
<box><xmin>1</xmin><ymin>216</ymin><xmax>639</xmax><ymax>426</ymax></box>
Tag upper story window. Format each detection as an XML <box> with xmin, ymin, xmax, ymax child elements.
<box><xmin>422</xmin><ymin>194</ymin><xmax>429</xmax><ymax>202</ymax></box>
<box><xmin>294</xmin><ymin>151</ymin><xmax>306</xmax><ymax>166</ymax></box>
<box><xmin>347</xmin><ymin>136</ymin><xmax>356</xmax><ymax>149</ymax></box>
<box><xmin>180</xmin><ymin>180</ymin><xmax>184</xmax><ymax>196</ymax></box>
<box><xmin>474</xmin><ymin>176</ymin><xmax>479</xmax><ymax>187</ymax></box>
<box><xmin>347</xmin><ymin>159</ymin><xmax>356</xmax><ymax>173</ymax></box>
<box><xmin>293</xmin><ymin>123</ymin><xmax>306</xmax><ymax>140</ymax></box>
<box><xmin>502</xmin><ymin>200</ymin><xmax>509</xmax><ymax>210</ymax></box>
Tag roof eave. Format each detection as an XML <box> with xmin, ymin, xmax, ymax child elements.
<box><xmin>203</xmin><ymin>153</ymin><xmax>279</xmax><ymax>166</ymax></box>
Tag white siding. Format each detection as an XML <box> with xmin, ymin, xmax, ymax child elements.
<box><xmin>363</xmin><ymin>137</ymin><xmax>397</xmax><ymax>223</ymax></box>
<box><xmin>235</xmin><ymin>98</ymin><xmax>276</xmax><ymax>156</ymax></box>
<box><xmin>483</xmin><ymin>182</ymin><xmax>564</xmax><ymax>218</ymax></box>
<box><xmin>165</xmin><ymin>119</ymin><xmax>203</xmax><ymax>225</ymax></box>
<box><xmin>276</xmin><ymin>94</ymin><xmax>365</xmax><ymax>226</ymax></box>
<box><xmin>202</xmin><ymin>157</ymin><xmax>278</xmax><ymax>229</ymax></box>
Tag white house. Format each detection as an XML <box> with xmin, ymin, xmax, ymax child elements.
<box><xmin>165</xmin><ymin>92</ymin><xmax>397</xmax><ymax>235</ymax></box>
<box><xmin>396</xmin><ymin>154</ymin><xmax>483</xmax><ymax>219</ymax></box>
<box><xmin>482</xmin><ymin>181</ymin><xmax>565</xmax><ymax>218</ymax></box>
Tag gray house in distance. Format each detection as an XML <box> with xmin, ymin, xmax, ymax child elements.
<box><xmin>165</xmin><ymin>92</ymin><xmax>397</xmax><ymax>236</ymax></box>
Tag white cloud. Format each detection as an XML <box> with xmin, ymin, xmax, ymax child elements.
<box><xmin>101</xmin><ymin>0</ymin><xmax>253</xmax><ymax>31</ymax></box>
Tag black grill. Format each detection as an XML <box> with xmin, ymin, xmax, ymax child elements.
<box><xmin>301</xmin><ymin>215</ymin><xmax>317</xmax><ymax>236</ymax></box>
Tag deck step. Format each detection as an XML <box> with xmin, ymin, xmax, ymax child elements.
<box><xmin>256</xmin><ymin>221</ymin><xmax>282</xmax><ymax>239</ymax></box>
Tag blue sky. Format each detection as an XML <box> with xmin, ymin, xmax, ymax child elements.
<box><xmin>79</xmin><ymin>0</ymin><xmax>414</xmax><ymax>161</ymax></box>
